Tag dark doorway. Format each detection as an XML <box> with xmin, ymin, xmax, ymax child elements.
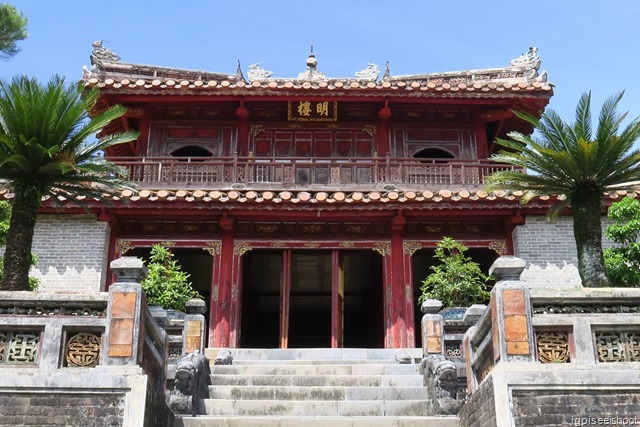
<box><xmin>240</xmin><ymin>249</ymin><xmax>384</xmax><ymax>349</ymax></box>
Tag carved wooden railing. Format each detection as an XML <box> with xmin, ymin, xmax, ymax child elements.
<box><xmin>107</xmin><ymin>155</ymin><xmax>521</xmax><ymax>187</ymax></box>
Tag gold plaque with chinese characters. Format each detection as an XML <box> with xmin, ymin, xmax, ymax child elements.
<box><xmin>287</xmin><ymin>101</ymin><xmax>338</xmax><ymax>121</ymax></box>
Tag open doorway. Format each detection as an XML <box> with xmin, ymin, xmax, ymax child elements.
<box><xmin>240</xmin><ymin>249</ymin><xmax>384</xmax><ymax>348</ymax></box>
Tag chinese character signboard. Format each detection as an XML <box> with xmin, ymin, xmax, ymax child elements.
<box><xmin>288</xmin><ymin>101</ymin><xmax>338</xmax><ymax>121</ymax></box>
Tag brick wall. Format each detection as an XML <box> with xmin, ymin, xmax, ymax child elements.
<box><xmin>29</xmin><ymin>214</ymin><xmax>111</xmax><ymax>292</ymax></box>
<box><xmin>0</xmin><ymin>392</ymin><xmax>124</xmax><ymax>426</ymax></box>
<box><xmin>458</xmin><ymin>377</ymin><xmax>496</xmax><ymax>427</ymax></box>
<box><xmin>512</xmin><ymin>215</ymin><xmax>613</xmax><ymax>288</ymax></box>
<box><xmin>512</xmin><ymin>390</ymin><xmax>640</xmax><ymax>426</ymax></box>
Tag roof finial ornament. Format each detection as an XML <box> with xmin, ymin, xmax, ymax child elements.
<box><xmin>510</xmin><ymin>46</ymin><xmax>542</xmax><ymax>79</ymax></box>
<box><xmin>298</xmin><ymin>44</ymin><xmax>326</xmax><ymax>82</ymax></box>
<box><xmin>90</xmin><ymin>40</ymin><xmax>120</xmax><ymax>63</ymax></box>
<box><xmin>382</xmin><ymin>61</ymin><xmax>391</xmax><ymax>81</ymax></box>
<box><xmin>236</xmin><ymin>60</ymin><xmax>246</xmax><ymax>81</ymax></box>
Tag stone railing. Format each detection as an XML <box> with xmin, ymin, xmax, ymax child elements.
<box><xmin>0</xmin><ymin>257</ymin><xmax>207</xmax><ymax>427</ymax></box>
<box><xmin>457</xmin><ymin>256</ymin><xmax>640</xmax><ymax>427</ymax></box>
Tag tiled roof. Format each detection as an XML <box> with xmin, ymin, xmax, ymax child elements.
<box><xmin>2</xmin><ymin>188</ymin><xmax>635</xmax><ymax>206</ymax></box>
<box><xmin>83</xmin><ymin>75</ymin><xmax>552</xmax><ymax>97</ymax></box>
<box><xmin>83</xmin><ymin>45</ymin><xmax>553</xmax><ymax>98</ymax></box>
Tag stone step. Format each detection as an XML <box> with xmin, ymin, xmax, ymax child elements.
<box><xmin>210</xmin><ymin>374</ymin><xmax>424</xmax><ymax>387</ymax></box>
<box><xmin>175</xmin><ymin>415</ymin><xmax>460</xmax><ymax>427</ymax></box>
<box><xmin>203</xmin><ymin>399</ymin><xmax>434</xmax><ymax>417</ymax></box>
<box><xmin>208</xmin><ymin>385</ymin><xmax>428</xmax><ymax>401</ymax></box>
<box><xmin>211</xmin><ymin>363</ymin><xmax>419</xmax><ymax>376</ymax></box>
<box><xmin>205</xmin><ymin>348</ymin><xmax>422</xmax><ymax>362</ymax></box>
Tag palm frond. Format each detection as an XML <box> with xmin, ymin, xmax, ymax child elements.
<box><xmin>573</xmin><ymin>92</ymin><xmax>593</xmax><ymax>141</ymax></box>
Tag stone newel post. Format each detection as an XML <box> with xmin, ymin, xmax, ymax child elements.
<box><xmin>488</xmin><ymin>256</ymin><xmax>534</xmax><ymax>363</ymax></box>
<box><xmin>183</xmin><ymin>299</ymin><xmax>207</xmax><ymax>355</ymax></box>
<box><xmin>102</xmin><ymin>257</ymin><xmax>148</xmax><ymax>365</ymax></box>
<box><xmin>420</xmin><ymin>299</ymin><xmax>445</xmax><ymax>357</ymax></box>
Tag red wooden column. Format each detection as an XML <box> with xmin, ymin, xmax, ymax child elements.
<box><xmin>377</xmin><ymin>101</ymin><xmax>392</xmax><ymax>157</ymax></box>
<box><xmin>386</xmin><ymin>212</ymin><xmax>408</xmax><ymax>348</ymax></box>
<box><xmin>402</xmin><ymin>243</ymin><xmax>419</xmax><ymax>348</ymax></box>
<box><xmin>236</xmin><ymin>101</ymin><xmax>250</xmax><ymax>156</ymax></box>
<box><xmin>331</xmin><ymin>251</ymin><xmax>344</xmax><ymax>348</ymax></box>
<box><xmin>209</xmin><ymin>215</ymin><xmax>235</xmax><ymax>347</ymax></box>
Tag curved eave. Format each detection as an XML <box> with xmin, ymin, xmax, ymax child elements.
<box><xmin>3</xmin><ymin>188</ymin><xmax>634</xmax><ymax>213</ymax></box>
<box><xmin>83</xmin><ymin>77</ymin><xmax>553</xmax><ymax>102</ymax></box>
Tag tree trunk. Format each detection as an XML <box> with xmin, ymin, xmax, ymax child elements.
<box><xmin>572</xmin><ymin>192</ymin><xmax>610</xmax><ymax>288</ymax></box>
<box><xmin>0</xmin><ymin>190</ymin><xmax>40</xmax><ymax>291</ymax></box>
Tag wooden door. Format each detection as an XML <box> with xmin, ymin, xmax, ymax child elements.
<box><xmin>331</xmin><ymin>250</ymin><xmax>344</xmax><ymax>348</ymax></box>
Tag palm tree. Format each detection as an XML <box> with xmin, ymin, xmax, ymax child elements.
<box><xmin>486</xmin><ymin>92</ymin><xmax>640</xmax><ymax>288</ymax></box>
<box><xmin>0</xmin><ymin>75</ymin><xmax>138</xmax><ymax>291</ymax></box>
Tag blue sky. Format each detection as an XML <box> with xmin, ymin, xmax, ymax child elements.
<box><xmin>3</xmin><ymin>1</ymin><xmax>640</xmax><ymax>125</ymax></box>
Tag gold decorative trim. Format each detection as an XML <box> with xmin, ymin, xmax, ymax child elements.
<box><xmin>233</xmin><ymin>241</ymin><xmax>252</xmax><ymax>256</ymax></box>
<box><xmin>250</xmin><ymin>124</ymin><xmax>265</xmax><ymax>137</ymax></box>
<box><xmin>160</xmin><ymin>241</ymin><xmax>176</xmax><ymax>247</ymax></box>
<box><xmin>304</xmin><ymin>242</ymin><xmax>320</xmax><ymax>248</ymax></box>
<box><xmin>489</xmin><ymin>241</ymin><xmax>507</xmax><ymax>255</ymax></box>
<box><xmin>403</xmin><ymin>241</ymin><xmax>422</xmax><ymax>256</ymax></box>
<box><xmin>66</xmin><ymin>332</ymin><xmax>101</xmax><ymax>367</ymax></box>
<box><xmin>202</xmin><ymin>242</ymin><xmax>221</xmax><ymax>256</ymax></box>
<box><xmin>271</xmin><ymin>241</ymin><xmax>286</xmax><ymax>248</ymax></box>
<box><xmin>373</xmin><ymin>242</ymin><xmax>390</xmax><ymax>257</ymax></box>
<box><xmin>115</xmin><ymin>240</ymin><xmax>133</xmax><ymax>255</ymax></box>
<box><xmin>536</xmin><ymin>331</ymin><xmax>570</xmax><ymax>363</ymax></box>
<box><xmin>362</xmin><ymin>124</ymin><xmax>377</xmax><ymax>137</ymax></box>
<box><xmin>339</xmin><ymin>242</ymin><xmax>355</xmax><ymax>248</ymax></box>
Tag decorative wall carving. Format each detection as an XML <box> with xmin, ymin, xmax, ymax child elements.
<box><xmin>403</xmin><ymin>241</ymin><xmax>422</xmax><ymax>256</ymax></box>
<box><xmin>233</xmin><ymin>242</ymin><xmax>252</xmax><ymax>256</ymax></box>
<box><xmin>536</xmin><ymin>331</ymin><xmax>570</xmax><ymax>363</ymax></box>
<box><xmin>596</xmin><ymin>331</ymin><xmax>640</xmax><ymax>363</ymax></box>
<box><xmin>445</xmin><ymin>341</ymin><xmax>462</xmax><ymax>357</ymax></box>
<box><xmin>0</xmin><ymin>331</ymin><xmax>40</xmax><ymax>365</ymax></box>
<box><xmin>115</xmin><ymin>240</ymin><xmax>133</xmax><ymax>255</ymax></box>
<box><xmin>66</xmin><ymin>332</ymin><xmax>101</xmax><ymax>367</ymax></box>
<box><xmin>202</xmin><ymin>242</ymin><xmax>221</xmax><ymax>256</ymax></box>
<box><xmin>0</xmin><ymin>305</ymin><xmax>106</xmax><ymax>317</ymax></box>
<box><xmin>373</xmin><ymin>242</ymin><xmax>390</xmax><ymax>257</ymax></box>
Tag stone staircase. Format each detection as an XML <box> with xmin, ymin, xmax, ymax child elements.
<box><xmin>174</xmin><ymin>348</ymin><xmax>459</xmax><ymax>427</ymax></box>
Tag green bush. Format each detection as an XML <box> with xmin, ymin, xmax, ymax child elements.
<box><xmin>604</xmin><ymin>196</ymin><xmax>640</xmax><ymax>287</ymax></box>
<box><xmin>141</xmin><ymin>245</ymin><xmax>203</xmax><ymax>311</ymax></box>
<box><xmin>418</xmin><ymin>237</ymin><xmax>491</xmax><ymax>308</ymax></box>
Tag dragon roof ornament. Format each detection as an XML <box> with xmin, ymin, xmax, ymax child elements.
<box><xmin>247</xmin><ymin>63</ymin><xmax>273</xmax><ymax>81</ymax></box>
<box><xmin>90</xmin><ymin>40</ymin><xmax>120</xmax><ymax>63</ymax></box>
<box><xmin>509</xmin><ymin>46</ymin><xmax>542</xmax><ymax>80</ymax></box>
<box><xmin>354</xmin><ymin>63</ymin><xmax>380</xmax><ymax>81</ymax></box>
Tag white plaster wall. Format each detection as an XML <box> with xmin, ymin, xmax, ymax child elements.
<box><xmin>512</xmin><ymin>215</ymin><xmax>613</xmax><ymax>289</ymax></box>
<box><xmin>29</xmin><ymin>214</ymin><xmax>111</xmax><ymax>292</ymax></box>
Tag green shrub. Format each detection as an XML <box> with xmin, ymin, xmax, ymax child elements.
<box><xmin>604</xmin><ymin>196</ymin><xmax>640</xmax><ymax>287</ymax></box>
<box><xmin>418</xmin><ymin>237</ymin><xmax>491</xmax><ymax>308</ymax></box>
<box><xmin>141</xmin><ymin>245</ymin><xmax>203</xmax><ymax>311</ymax></box>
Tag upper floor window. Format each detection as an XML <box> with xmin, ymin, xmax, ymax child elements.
<box><xmin>413</xmin><ymin>147</ymin><xmax>455</xmax><ymax>160</ymax></box>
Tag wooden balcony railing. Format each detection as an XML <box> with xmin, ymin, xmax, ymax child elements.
<box><xmin>107</xmin><ymin>156</ymin><xmax>521</xmax><ymax>188</ymax></box>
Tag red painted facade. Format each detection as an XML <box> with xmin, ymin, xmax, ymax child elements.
<box><xmin>73</xmin><ymin>47</ymin><xmax>553</xmax><ymax>349</ymax></box>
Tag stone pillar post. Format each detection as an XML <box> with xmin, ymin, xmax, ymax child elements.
<box><xmin>102</xmin><ymin>257</ymin><xmax>148</xmax><ymax>366</ymax></box>
<box><xmin>183</xmin><ymin>298</ymin><xmax>207</xmax><ymax>355</ymax></box>
<box><xmin>420</xmin><ymin>299</ymin><xmax>444</xmax><ymax>357</ymax></box>
<box><xmin>488</xmin><ymin>256</ymin><xmax>535</xmax><ymax>363</ymax></box>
